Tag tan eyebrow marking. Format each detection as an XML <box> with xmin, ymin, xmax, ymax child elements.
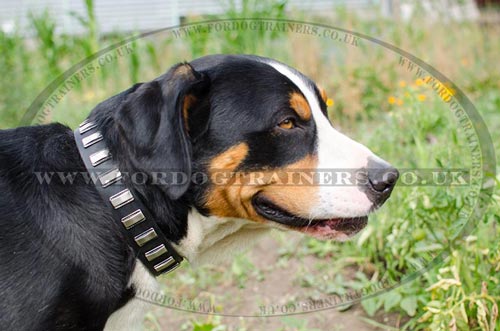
<box><xmin>289</xmin><ymin>92</ymin><xmax>312</xmax><ymax>121</ymax></box>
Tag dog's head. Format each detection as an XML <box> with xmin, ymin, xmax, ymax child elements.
<box><xmin>111</xmin><ymin>55</ymin><xmax>398</xmax><ymax>242</ymax></box>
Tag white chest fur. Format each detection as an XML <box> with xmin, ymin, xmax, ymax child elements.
<box><xmin>105</xmin><ymin>209</ymin><xmax>270</xmax><ymax>330</ymax></box>
<box><xmin>173</xmin><ymin>209</ymin><xmax>272</xmax><ymax>266</ymax></box>
<box><xmin>104</xmin><ymin>261</ymin><xmax>157</xmax><ymax>331</ymax></box>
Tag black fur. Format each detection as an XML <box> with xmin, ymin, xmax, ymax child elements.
<box><xmin>0</xmin><ymin>55</ymin><xmax>321</xmax><ymax>330</ymax></box>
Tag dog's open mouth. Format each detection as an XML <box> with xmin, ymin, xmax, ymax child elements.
<box><xmin>252</xmin><ymin>194</ymin><xmax>368</xmax><ymax>240</ymax></box>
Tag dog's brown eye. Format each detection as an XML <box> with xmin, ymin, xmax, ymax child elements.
<box><xmin>278</xmin><ymin>118</ymin><xmax>296</xmax><ymax>129</ymax></box>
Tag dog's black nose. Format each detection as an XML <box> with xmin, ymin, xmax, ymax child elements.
<box><xmin>365</xmin><ymin>160</ymin><xmax>399</xmax><ymax>204</ymax></box>
<box><xmin>368</xmin><ymin>166</ymin><xmax>399</xmax><ymax>192</ymax></box>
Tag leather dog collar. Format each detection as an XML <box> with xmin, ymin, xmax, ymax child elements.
<box><xmin>74</xmin><ymin>119</ymin><xmax>183</xmax><ymax>277</ymax></box>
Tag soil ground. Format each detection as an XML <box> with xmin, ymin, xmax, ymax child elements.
<box><xmin>145</xmin><ymin>233</ymin><xmax>403</xmax><ymax>331</ymax></box>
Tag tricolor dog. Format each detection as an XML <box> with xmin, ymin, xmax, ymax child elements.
<box><xmin>0</xmin><ymin>54</ymin><xmax>398</xmax><ymax>331</ymax></box>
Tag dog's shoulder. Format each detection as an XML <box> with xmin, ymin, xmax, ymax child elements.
<box><xmin>0</xmin><ymin>123</ymin><xmax>137</xmax><ymax>330</ymax></box>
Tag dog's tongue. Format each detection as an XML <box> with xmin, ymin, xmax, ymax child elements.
<box><xmin>301</xmin><ymin>217</ymin><xmax>368</xmax><ymax>240</ymax></box>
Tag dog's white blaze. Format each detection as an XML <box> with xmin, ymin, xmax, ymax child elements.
<box><xmin>265</xmin><ymin>60</ymin><xmax>379</xmax><ymax>218</ymax></box>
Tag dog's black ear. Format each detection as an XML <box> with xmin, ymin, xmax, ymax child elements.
<box><xmin>115</xmin><ymin>63</ymin><xmax>210</xmax><ymax>199</ymax></box>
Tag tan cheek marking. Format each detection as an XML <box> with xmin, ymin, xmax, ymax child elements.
<box><xmin>259</xmin><ymin>155</ymin><xmax>319</xmax><ymax>218</ymax></box>
<box><xmin>289</xmin><ymin>92</ymin><xmax>311</xmax><ymax>121</ymax></box>
<box><xmin>204</xmin><ymin>143</ymin><xmax>265</xmax><ymax>221</ymax></box>
<box><xmin>209</xmin><ymin>143</ymin><xmax>249</xmax><ymax>171</ymax></box>
<box><xmin>205</xmin><ymin>152</ymin><xmax>320</xmax><ymax>224</ymax></box>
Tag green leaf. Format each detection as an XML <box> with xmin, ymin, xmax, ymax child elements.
<box><xmin>231</xmin><ymin>261</ymin><xmax>242</xmax><ymax>276</ymax></box>
<box><xmin>361</xmin><ymin>297</ymin><xmax>382</xmax><ymax>317</ymax></box>
<box><xmin>192</xmin><ymin>322</ymin><xmax>216</xmax><ymax>331</ymax></box>
<box><xmin>400</xmin><ymin>296</ymin><xmax>417</xmax><ymax>316</ymax></box>
<box><xmin>383</xmin><ymin>291</ymin><xmax>402</xmax><ymax>312</ymax></box>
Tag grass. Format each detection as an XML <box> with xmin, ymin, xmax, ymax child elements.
<box><xmin>1</xmin><ymin>1</ymin><xmax>499</xmax><ymax>330</ymax></box>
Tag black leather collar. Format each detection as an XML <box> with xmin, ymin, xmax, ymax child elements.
<box><xmin>74</xmin><ymin>119</ymin><xmax>183</xmax><ymax>276</ymax></box>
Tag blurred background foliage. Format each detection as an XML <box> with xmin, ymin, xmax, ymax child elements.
<box><xmin>1</xmin><ymin>0</ymin><xmax>499</xmax><ymax>330</ymax></box>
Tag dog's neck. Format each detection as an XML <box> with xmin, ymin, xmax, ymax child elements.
<box><xmin>173</xmin><ymin>209</ymin><xmax>271</xmax><ymax>266</ymax></box>
<box><xmin>92</xmin><ymin>111</ymin><xmax>270</xmax><ymax>267</ymax></box>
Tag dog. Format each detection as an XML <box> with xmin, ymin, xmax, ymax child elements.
<box><xmin>0</xmin><ymin>54</ymin><xmax>398</xmax><ymax>331</ymax></box>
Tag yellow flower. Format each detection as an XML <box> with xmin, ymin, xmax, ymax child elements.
<box><xmin>396</xmin><ymin>98</ymin><xmax>404</xmax><ymax>106</ymax></box>
<box><xmin>326</xmin><ymin>98</ymin><xmax>334</xmax><ymax>107</ymax></box>
<box><xmin>417</xmin><ymin>94</ymin><xmax>426</xmax><ymax>102</ymax></box>
<box><xmin>398</xmin><ymin>80</ymin><xmax>407</xmax><ymax>87</ymax></box>
<box><xmin>415</xmin><ymin>78</ymin><xmax>425</xmax><ymax>87</ymax></box>
<box><xmin>461</xmin><ymin>58</ymin><xmax>468</xmax><ymax>66</ymax></box>
<box><xmin>388</xmin><ymin>96</ymin><xmax>396</xmax><ymax>104</ymax></box>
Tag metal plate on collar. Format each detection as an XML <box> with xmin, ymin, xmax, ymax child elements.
<box><xmin>79</xmin><ymin>121</ymin><xmax>97</xmax><ymax>134</ymax></box>
<box><xmin>145</xmin><ymin>244</ymin><xmax>168</xmax><ymax>261</ymax></box>
<box><xmin>74</xmin><ymin>124</ymin><xmax>184</xmax><ymax>277</ymax></box>
<box><xmin>89</xmin><ymin>149</ymin><xmax>111</xmax><ymax>166</ymax></box>
<box><xmin>154</xmin><ymin>256</ymin><xmax>178</xmax><ymax>273</ymax></box>
<box><xmin>99</xmin><ymin>168</ymin><xmax>122</xmax><ymax>187</ymax></box>
<box><xmin>79</xmin><ymin>119</ymin><xmax>90</xmax><ymax>127</ymax></box>
<box><xmin>121</xmin><ymin>209</ymin><xmax>146</xmax><ymax>229</ymax></box>
<box><xmin>82</xmin><ymin>132</ymin><xmax>103</xmax><ymax>148</ymax></box>
<box><xmin>109</xmin><ymin>189</ymin><xmax>134</xmax><ymax>209</ymax></box>
<box><xmin>134</xmin><ymin>228</ymin><xmax>157</xmax><ymax>247</ymax></box>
